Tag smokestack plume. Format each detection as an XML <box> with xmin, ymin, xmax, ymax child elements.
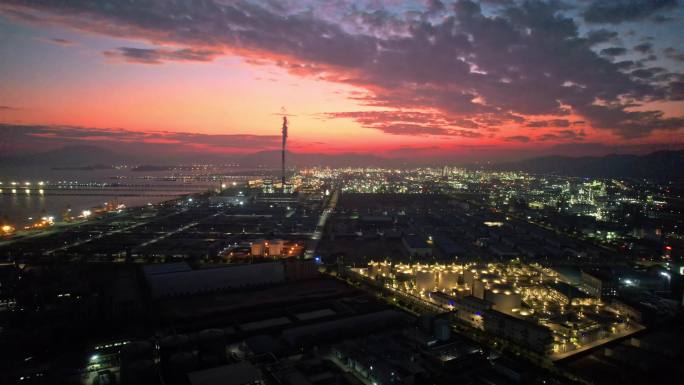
<box><xmin>281</xmin><ymin>114</ymin><xmax>288</xmax><ymax>189</ymax></box>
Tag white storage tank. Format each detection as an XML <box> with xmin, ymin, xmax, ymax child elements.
<box><xmin>250</xmin><ymin>240</ymin><xmax>265</xmax><ymax>256</ymax></box>
<box><xmin>267</xmin><ymin>239</ymin><xmax>284</xmax><ymax>256</ymax></box>
<box><xmin>473</xmin><ymin>279</ymin><xmax>485</xmax><ymax>299</ymax></box>
<box><xmin>484</xmin><ymin>286</ymin><xmax>521</xmax><ymax>314</ymax></box>
<box><xmin>395</xmin><ymin>271</ymin><xmax>412</xmax><ymax>283</ymax></box>
<box><xmin>438</xmin><ymin>270</ymin><xmax>460</xmax><ymax>290</ymax></box>
<box><xmin>416</xmin><ymin>270</ymin><xmax>436</xmax><ymax>292</ymax></box>
<box><xmin>368</xmin><ymin>261</ymin><xmax>379</xmax><ymax>277</ymax></box>
<box><xmin>378</xmin><ymin>261</ymin><xmax>391</xmax><ymax>276</ymax></box>
<box><xmin>464</xmin><ymin>268</ymin><xmax>477</xmax><ymax>286</ymax></box>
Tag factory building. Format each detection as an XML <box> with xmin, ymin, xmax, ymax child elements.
<box><xmin>483</xmin><ymin>310</ymin><xmax>554</xmax><ymax>354</ymax></box>
<box><xmin>283</xmin><ymin>310</ymin><xmax>409</xmax><ymax>348</ymax></box>
<box><xmin>283</xmin><ymin>259</ymin><xmax>319</xmax><ymax>281</ymax></box>
<box><xmin>429</xmin><ymin>291</ymin><xmax>457</xmax><ymax>308</ymax></box>
<box><xmin>402</xmin><ymin>234</ymin><xmax>432</xmax><ymax>257</ymax></box>
<box><xmin>434</xmin><ymin>318</ymin><xmax>451</xmax><ymax>341</ymax></box>
<box><xmin>453</xmin><ymin>296</ymin><xmax>492</xmax><ymax>330</ymax></box>
<box><xmin>249</xmin><ymin>239</ymin><xmax>303</xmax><ymax>258</ymax></box>
<box><xmin>187</xmin><ymin>362</ymin><xmax>264</xmax><ymax>385</ymax></box>
<box><xmin>546</xmin><ymin>281</ymin><xmax>594</xmax><ymax>306</ymax></box>
<box><xmin>581</xmin><ymin>269</ymin><xmax>617</xmax><ymax>298</ymax></box>
<box><xmin>144</xmin><ymin>262</ymin><xmax>285</xmax><ymax>299</ymax></box>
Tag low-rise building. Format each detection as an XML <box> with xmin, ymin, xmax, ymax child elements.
<box><xmin>581</xmin><ymin>269</ymin><xmax>617</xmax><ymax>298</ymax></box>
<box><xmin>144</xmin><ymin>262</ymin><xmax>285</xmax><ymax>299</ymax></box>
<box><xmin>402</xmin><ymin>235</ymin><xmax>432</xmax><ymax>257</ymax></box>
<box><xmin>453</xmin><ymin>296</ymin><xmax>491</xmax><ymax>329</ymax></box>
<box><xmin>483</xmin><ymin>310</ymin><xmax>553</xmax><ymax>354</ymax></box>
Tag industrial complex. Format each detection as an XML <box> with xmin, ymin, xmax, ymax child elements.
<box><xmin>351</xmin><ymin>260</ymin><xmax>644</xmax><ymax>358</ymax></box>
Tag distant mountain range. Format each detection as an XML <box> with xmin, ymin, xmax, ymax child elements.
<box><xmin>490</xmin><ymin>150</ymin><xmax>684</xmax><ymax>180</ymax></box>
<box><xmin>0</xmin><ymin>145</ymin><xmax>129</xmax><ymax>167</ymax></box>
<box><xmin>1</xmin><ymin>145</ymin><xmax>683</xmax><ymax>179</ymax></box>
<box><xmin>0</xmin><ymin>145</ymin><xmax>393</xmax><ymax>169</ymax></box>
<box><xmin>238</xmin><ymin>150</ymin><xmax>392</xmax><ymax>168</ymax></box>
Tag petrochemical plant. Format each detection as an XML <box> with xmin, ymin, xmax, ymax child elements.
<box><xmin>351</xmin><ymin>260</ymin><xmax>644</xmax><ymax>358</ymax></box>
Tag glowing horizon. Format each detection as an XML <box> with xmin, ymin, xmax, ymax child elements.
<box><xmin>1</xmin><ymin>0</ymin><xmax>683</xmax><ymax>161</ymax></box>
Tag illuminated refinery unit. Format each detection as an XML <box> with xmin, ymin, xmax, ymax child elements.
<box><xmin>352</xmin><ymin>260</ymin><xmax>644</xmax><ymax>358</ymax></box>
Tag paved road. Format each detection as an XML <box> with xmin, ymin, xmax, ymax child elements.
<box><xmin>305</xmin><ymin>189</ymin><xmax>339</xmax><ymax>259</ymax></box>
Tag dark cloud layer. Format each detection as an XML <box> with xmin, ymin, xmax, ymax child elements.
<box><xmin>600</xmin><ymin>47</ymin><xmax>628</xmax><ymax>56</ymax></box>
<box><xmin>664</xmin><ymin>47</ymin><xmax>684</xmax><ymax>62</ymax></box>
<box><xmin>526</xmin><ymin>119</ymin><xmax>571</xmax><ymax>128</ymax></box>
<box><xmin>583</xmin><ymin>0</ymin><xmax>678</xmax><ymax>24</ymax></box>
<box><xmin>1</xmin><ymin>0</ymin><xmax>683</xmax><ymax>141</ymax></box>
<box><xmin>537</xmin><ymin>129</ymin><xmax>586</xmax><ymax>141</ymax></box>
<box><xmin>504</xmin><ymin>135</ymin><xmax>530</xmax><ymax>143</ymax></box>
<box><xmin>319</xmin><ymin>111</ymin><xmax>482</xmax><ymax>137</ymax></box>
<box><xmin>103</xmin><ymin>47</ymin><xmax>221</xmax><ymax>64</ymax></box>
<box><xmin>585</xmin><ymin>29</ymin><xmax>619</xmax><ymax>45</ymax></box>
<box><xmin>0</xmin><ymin>123</ymin><xmax>281</xmax><ymax>154</ymax></box>
<box><xmin>45</xmin><ymin>37</ymin><xmax>75</xmax><ymax>46</ymax></box>
<box><xmin>633</xmin><ymin>42</ymin><xmax>653</xmax><ymax>54</ymax></box>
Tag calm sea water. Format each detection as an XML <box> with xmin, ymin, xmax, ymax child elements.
<box><xmin>0</xmin><ymin>167</ymin><xmax>215</xmax><ymax>227</ymax></box>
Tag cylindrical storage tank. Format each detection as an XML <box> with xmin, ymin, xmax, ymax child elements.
<box><xmin>268</xmin><ymin>239</ymin><xmax>284</xmax><ymax>256</ymax></box>
<box><xmin>438</xmin><ymin>270</ymin><xmax>460</xmax><ymax>290</ymax></box>
<box><xmin>199</xmin><ymin>354</ymin><xmax>222</xmax><ymax>368</ymax></box>
<box><xmin>479</xmin><ymin>273</ymin><xmax>499</xmax><ymax>284</ymax></box>
<box><xmin>121</xmin><ymin>359</ymin><xmax>156</xmax><ymax>385</ymax></box>
<box><xmin>484</xmin><ymin>287</ymin><xmax>521</xmax><ymax>314</ymax></box>
<box><xmin>434</xmin><ymin>319</ymin><xmax>451</xmax><ymax>341</ymax></box>
<box><xmin>160</xmin><ymin>334</ymin><xmax>191</xmax><ymax>361</ymax></box>
<box><xmin>251</xmin><ymin>242</ymin><xmax>264</xmax><ymax>256</ymax></box>
<box><xmin>120</xmin><ymin>341</ymin><xmax>153</xmax><ymax>364</ymax></box>
<box><xmin>198</xmin><ymin>329</ymin><xmax>226</xmax><ymax>358</ymax></box>
<box><xmin>473</xmin><ymin>279</ymin><xmax>485</xmax><ymax>299</ymax></box>
<box><xmin>395</xmin><ymin>271</ymin><xmax>412</xmax><ymax>283</ymax></box>
<box><xmin>416</xmin><ymin>270</ymin><xmax>436</xmax><ymax>292</ymax></box>
<box><xmin>464</xmin><ymin>269</ymin><xmax>476</xmax><ymax>286</ymax></box>
<box><xmin>168</xmin><ymin>352</ymin><xmax>197</xmax><ymax>374</ymax></box>
<box><xmin>378</xmin><ymin>261</ymin><xmax>391</xmax><ymax>276</ymax></box>
<box><xmin>368</xmin><ymin>262</ymin><xmax>379</xmax><ymax>277</ymax></box>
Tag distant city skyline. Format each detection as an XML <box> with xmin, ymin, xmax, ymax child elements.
<box><xmin>1</xmin><ymin>0</ymin><xmax>684</xmax><ymax>160</ymax></box>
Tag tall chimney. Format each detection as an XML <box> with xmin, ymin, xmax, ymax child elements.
<box><xmin>281</xmin><ymin>115</ymin><xmax>288</xmax><ymax>192</ymax></box>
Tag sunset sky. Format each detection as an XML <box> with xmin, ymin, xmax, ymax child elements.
<box><xmin>1</xmin><ymin>0</ymin><xmax>683</xmax><ymax>161</ymax></box>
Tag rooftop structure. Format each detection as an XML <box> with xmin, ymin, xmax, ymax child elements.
<box><xmin>187</xmin><ymin>362</ymin><xmax>264</xmax><ymax>385</ymax></box>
